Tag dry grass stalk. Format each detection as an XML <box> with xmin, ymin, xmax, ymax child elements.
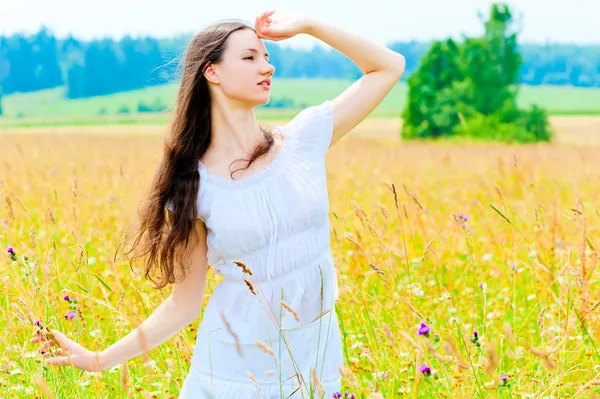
<box><xmin>309</xmin><ymin>309</ymin><xmax>331</xmax><ymax>324</ymax></box>
<box><xmin>423</xmin><ymin>338</ymin><xmax>453</xmax><ymax>363</ymax></box>
<box><xmin>399</xmin><ymin>331</ymin><xmax>424</xmax><ymax>355</ymax></box>
<box><xmin>382</xmin><ymin>323</ymin><xmax>395</xmax><ymax>347</ymax></box>
<box><xmin>402</xmin><ymin>183</ymin><xmax>423</xmax><ymax>210</ymax></box>
<box><xmin>369</xmin><ymin>263</ymin><xmax>385</xmax><ymax>276</ymax></box>
<box><xmin>484</xmin><ymin>342</ymin><xmax>499</xmax><ymax>375</ymax></box>
<box><xmin>219</xmin><ymin>310</ymin><xmax>243</xmax><ymax>356</ymax></box>
<box><xmin>5</xmin><ymin>195</ymin><xmax>15</xmax><ymax>222</ymax></box>
<box><xmin>441</xmin><ymin>336</ymin><xmax>469</xmax><ymax>370</ymax></box>
<box><xmin>280</xmin><ymin>301</ymin><xmax>300</xmax><ymax>322</ymax></box>
<box><xmin>244</xmin><ymin>279</ymin><xmax>256</xmax><ymax>295</ymax></box>
<box><xmin>503</xmin><ymin>322</ymin><xmax>516</xmax><ymax>345</ymax></box>
<box><xmin>233</xmin><ymin>260</ymin><xmax>253</xmax><ymax>276</ymax></box>
<box><xmin>344</xmin><ymin>233</ymin><xmax>363</xmax><ymax>250</ymax></box>
<box><xmin>246</xmin><ymin>371</ymin><xmax>262</xmax><ymax>398</ymax></box>
<box><xmin>14</xmin><ymin>194</ymin><xmax>27</xmax><ymax>211</ymax></box>
<box><xmin>29</xmin><ymin>225</ymin><xmax>36</xmax><ymax>248</ymax></box>
<box><xmin>537</xmin><ymin>306</ymin><xmax>548</xmax><ymax>330</ymax></box>
<box><xmin>404</xmin><ymin>300</ymin><xmax>426</xmax><ymax>321</ymax></box>
<box><xmin>47</xmin><ymin>205</ymin><xmax>56</xmax><ymax>224</ymax></box>
<box><xmin>32</xmin><ymin>373</ymin><xmax>57</xmax><ymax>398</ymax></box>
<box><xmin>310</xmin><ymin>366</ymin><xmax>325</xmax><ymax>398</ymax></box>
<box><xmin>524</xmin><ymin>343</ymin><xmax>557</xmax><ymax>369</ymax></box>
<box><xmin>338</xmin><ymin>365</ymin><xmax>359</xmax><ymax>389</ymax></box>
<box><xmin>256</xmin><ymin>340</ymin><xmax>275</xmax><ymax>356</ymax></box>
<box><xmin>120</xmin><ymin>360</ymin><xmax>129</xmax><ymax>393</ymax></box>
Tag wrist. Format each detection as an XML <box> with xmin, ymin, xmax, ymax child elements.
<box><xmin>301</xmin><ymin>16</ymin><xmax>319</xmax><ymax>36</ymax></box>
<box><xmin>97</xmin><ymin>350</ymin><xmax>112</xmax><ymax>371</ymax></box>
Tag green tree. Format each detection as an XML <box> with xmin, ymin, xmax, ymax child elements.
<box><xmin>402</xmin><ymin>2</ymin><xmax>553</xmax><ymax>143</ymax></box>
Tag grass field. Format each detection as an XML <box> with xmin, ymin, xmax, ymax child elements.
<box><xmin>1</xmin><ymin>117</ymin><xmax>600</xmax><ymax>397</ymax></box>
<box><xmin>2</xmin><ymin>79</ymin><xmax>600</xmax><ymax>127</ymax></box>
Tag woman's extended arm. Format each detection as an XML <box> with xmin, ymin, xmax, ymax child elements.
<box><xmin>100</xmin><ymin>217</ymin><xmax>209</xmax><ymax>370</ymax></box>
<box><xmin>34</xmin><ymin>217</ymin><xmax>209</xmax><ymax>372</ymax></box>
<box><xmin>303</xmin><ymin>17</ymin><xmax>406</xmax><ymax>146</ymax></box>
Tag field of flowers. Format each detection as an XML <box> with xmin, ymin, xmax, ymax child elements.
<box><xmin>1</xmin><ymin>127</ymin><xmax>599</xmax><ymax>398</ymax></box>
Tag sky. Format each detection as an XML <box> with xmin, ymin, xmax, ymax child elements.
<box><xmin>1</xmin><ymin>0</ymin><xmax>599</xmax><ymax>49</ymax></box>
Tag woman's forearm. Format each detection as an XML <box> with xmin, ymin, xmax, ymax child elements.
<box><xmin>302</xmin><ymin>17</ymin><xmax>405</xmax><ymax>75</ymax></box>
<box><xmin>99</xmin><ymin>296</ymin><xmax>200</xmax><ymax>370</ymax></box>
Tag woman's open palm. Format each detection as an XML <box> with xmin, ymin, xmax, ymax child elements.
<box><xmin>31</xmin><ymin>329</ymin><xmax>105</xmax><ymax>371</ymax></box>
<box><xmin>254</xmin><ymin>10</ymin><xmax>308</xmax><ymax>41</ymax></box>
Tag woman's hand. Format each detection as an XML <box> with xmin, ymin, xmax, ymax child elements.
<box><xmin>31</xmin><ymin>329</ymin><xmax>105</xmax><ymax>372</ymax></box>
<box><xmin>254</xmin><ymin>10</ymin><xmax>310</xmax><ymax>41</ymax></box>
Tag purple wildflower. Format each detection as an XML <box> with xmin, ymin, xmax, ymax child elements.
<box><xmin>344</xmin><ymin>393</ymin><xmax>356</xmax><ymax>399</ymax></box>
<box><xmin>501</xmin><ymin>374</ymin><xmax>508</xmax><ymax>381</ymax></box>
<box><xmin>63</xmin><ymin>295</ymin><xmax>70</xmax><ymax>301</ymax></box>
<box><xmin>332</xmin><ymin>393</ymin><xmax>342</xmax><ymax>399</ymax></box>
<box><xmin>417</xmin><ymin>322</ymin><xmax>430</xmax><ymax>337</ymax></box>
<box><xmin>460</xmin><ymin>214</ymin><xmax>468</xmax><ymax>221</ymax></box>
<box><xmin>419</xmin><ymin>364</ymin><xmax>432</xmax><ymax>376</ymax></box>
<box><xmin>473</xmin><ymin>330</ymin><xmax>478</xmax><ymax>337</ymax></box>
<box><xmin>34</xmin><ymin>320</ymin><xmax>41</xmax><ymax>327</ymax></box>
<box><xmin>7</xmin><ymin>247</ymin><xmax>14</xmax><ymax>255</ymax></box>
<box><xmin>64</xmin><ymin>311</ymin><xmax>76</xmax><ymax>320</ymax></box>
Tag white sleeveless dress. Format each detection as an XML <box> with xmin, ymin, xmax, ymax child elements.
<box><xmin>167</xmin><ymin>100</ymin><xmax>344</xmax><ymax>398</ymax></box>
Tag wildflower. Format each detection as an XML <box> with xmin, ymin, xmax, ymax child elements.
<box><xmin>332</xmin><ymin>393</ymin><xmax>342</xmax><ymax>399</ymax></box>
<box><xmin>34</xmin><ymin>320</ymin><xmax>41</xmax><ymax>327</ymax></box>
<box><xmin>417</xmin><ymin>322</ymin><xmax>430</xmax><ymax>337</ymax></box>
<box><xmin>459</xmin><ymin>214</ymin><xmax>468</xmax><ymax>221</ymax></box>
<box><xmin>433</xmin><ymin>333</ymin><xmax>441</xmax><ymax>343</ymax></box>
<box><xmin>64</xmin><ymin>311</ymin><xmax>76</xmax><ymax>320</ymax></box>
<box><xmin>7</xmin><ymin>247</ymin><xmax>16</xmax><ymax>261</ymax></box>
<box><xmin>63</xmin><ymin>295</ymin><xmax>70</xmax><ymax>302</ymax></box>
<box><xmin>500</xmin><ymin>373</ymin><xmax>510</xmax><ymax>387</ymax></box>
<box><xmin>344</xmin><ymin>392</ymin><xmax>356</xmax><ymax>399</ymax></box>
<box><xmin>419</xmin><ymin>364</ymin><xmax>431</xmax><ymax>376</ymax></box>
<box><xmin>471</xmin><ymin>330</ymin><xmax>481</xmax><ymax>347</ymax></box>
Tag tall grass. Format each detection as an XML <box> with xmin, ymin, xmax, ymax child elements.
<box><xmin>1</xmin><ymin>132</ymin><xmax>599</xmax><ymax>398</ymax></box>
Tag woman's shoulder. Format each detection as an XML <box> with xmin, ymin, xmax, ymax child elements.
<box><xmin>284</xmin><ymin>100</ymin><xmax>332</xmax><ymax>133</ymax></box>
<box><xmin>281</xmin><ymin>100</ymin><xmax>334</xmax><ymax>157</ymax></box>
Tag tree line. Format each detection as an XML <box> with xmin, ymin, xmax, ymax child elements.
<box><xmin>0</xmin><ymin>25</ymin><xmax>599</xmax><ymax>102</ymax></box>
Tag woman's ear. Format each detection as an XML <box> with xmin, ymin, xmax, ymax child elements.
<box><xmin>203</xmin><ymin>63</ymin><xmax>219</xmax><ymax>85</ymax></box>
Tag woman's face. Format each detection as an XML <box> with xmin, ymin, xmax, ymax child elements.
<box><xmin>210</xmin><ymin>29</ymin><xmax>275</xmax><ymax>108</ymax></box>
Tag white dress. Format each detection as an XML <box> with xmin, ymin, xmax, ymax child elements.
<box><xmin>167</xmin><ymin>100</ymin><xmax>344</xmax><ymax>398</ymax></box>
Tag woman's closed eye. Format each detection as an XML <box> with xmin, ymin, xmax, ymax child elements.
<box><xmin>244</xmin><ymin>56</ymin><xmax>254</xmax><ymax>60</ymax></box>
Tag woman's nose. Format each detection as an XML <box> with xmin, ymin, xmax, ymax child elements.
<box><xmin>262</xmin><ymin>61</ymin><xmax>275</xmax><ymax>75</ymax></box>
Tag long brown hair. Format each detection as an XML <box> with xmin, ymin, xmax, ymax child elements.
<box><xmin>120</xmin><ymin>20</ymin><xmax>275</xmax><ymax>290</ymax></box>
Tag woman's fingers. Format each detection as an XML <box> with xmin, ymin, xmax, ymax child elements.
<box><xmin>38</xmin><ymin>340</ymin><xmax>55</xmax><ymax>353</ymax></box>
<box><xmin>44</xmin><ymin>354</ymin><xmax>73</xmax><ymax>366</ymax></box>
<box><xmin>43</xmin><ymin>348</ymin><xmax>66</xmax><ymax>358</ymax></box>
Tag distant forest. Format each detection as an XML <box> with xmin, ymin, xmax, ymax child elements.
<box><xmin>1</xmin><ymin>26</ymin><xmax>599</xmax><ymax>99</ymax></box>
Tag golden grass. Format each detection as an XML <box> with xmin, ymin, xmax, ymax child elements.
<box><xmin>1</xmin><ymin>120</ymin><xmax>600</xmax><ymax>397</ymax></box>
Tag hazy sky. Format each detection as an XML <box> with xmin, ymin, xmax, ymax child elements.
<box><xmin>1</xmin><ymin>0</ymin><xmax>598</xmax><ymax>49</ymax></box>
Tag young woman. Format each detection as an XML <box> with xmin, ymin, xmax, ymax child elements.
<box><xmin>31</xmin><ymin>10</ymin><xmax>405</xmax><ymax>398</ymax></box>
